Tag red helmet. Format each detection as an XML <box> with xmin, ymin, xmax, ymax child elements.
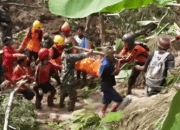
<box><xmin>38</xmin><ymin>48</ymin><xmax>49</xmax><ymax>60</ymax></box>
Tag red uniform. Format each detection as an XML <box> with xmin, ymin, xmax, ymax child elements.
<box><xmin>36</xmin><ymin>59</ymin><xmax>62</xmax><ymax>84</ymax></box>
<box><xmin>12</xmin><ymin>65</ymin><xmax>31</xmax><ymax>93</ymax></box>
<box><xmin>120</xmin><ymin>45</ymin><xmax>149</xmax><ymax>64</ymax></box>
<box><xmin>3</xmin><ymin>46</ymin><xmax>17</xmax><ymax>76</ymax></box>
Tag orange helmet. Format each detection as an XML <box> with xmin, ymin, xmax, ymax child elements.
<box><xmin>61</xmin><ymin>22</ymin><xmax>71</xmax><ymax>35</ymax></box>
<box><xmin>38</xmin><ymin>48</ymin><xmax>49</xmax><ymax>60</ymax></box>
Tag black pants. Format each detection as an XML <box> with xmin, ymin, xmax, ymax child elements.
<box><xmin>27</xmin><ymin>50</ymin><xmax>38</xmax><ymax>63</ymax></box>
<box><xmin>34</xmin><ymin>83</ymin><xmax>56</xmax><ymax>109</ymax></box>
<box><xmin>52</xmin><ymin>70</ymin><xmax>61</xmax><ymax>86</ymax></box>
<box><xmin>127</xmin><ymin>63</ymin><xmax>144</xmax><ymax>94</ymax></box>
<box><xmin>21</xmin><ymin>89</ymin><xmax>35</xmax><ymax>100</ymax></box>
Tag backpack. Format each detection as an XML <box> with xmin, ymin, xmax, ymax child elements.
<box><xmin>145</xmin><ymin>51</ymin><xmax>170</xmax><ymax>88</ymax></box>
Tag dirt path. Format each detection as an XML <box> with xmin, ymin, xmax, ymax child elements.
<box><xmin>31</xmin><ymin>88</ymin><xmax>145</xmax><ymax>124</ymax></box>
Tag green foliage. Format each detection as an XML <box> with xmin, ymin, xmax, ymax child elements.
<box><xmin>49</xmin><ymin>0</ymin><xmax>174</xmax><ymax>18</ymax></box>
<box><xmin>0</xmin><ymin>95</ymin><xmax>40</xmax><ymax>130</ymax></box>
<box><xmin>164</xmin><ymin>74</ymin><xmax>180</xmax><ymax>88</ymax></box>
<box><xmin>109</xmin><ymin>4</ymin><xmax>176</xmax><ymax>32</ymax></box>
<box><xmin>49</xmin><ymin>109</ymin><xmax>102</xmax><ymax>130</ymax></box>
<box><xmin>103</xmin><ymin>112</ymin><xmax>123</xmax><ymax>123</ymax></box>
<box><xmin>82</xmin><ymin>81</ymin><xmax>101</xmax><ymax>99</ymax></box>
<box><xmin>115</xmin><ymin>38</ymin><xmax>124</xmax><ymax>53</ymax></box>
<box><xmin>170</xmin><ymin>113</ymin><xmax>180</xmax><ymax>130</ymax></box>
<box><xmin>49</xmin><ymin>109</ymin><xmax>122</xmax><ymax>130</ymax></box>
<box><xmin>13</xmin><ymin>32</ymin><xmax>26</xmax><ymax>42</ymax></box>
<box><xmin>161</xmin><ymin>91</ymin><xmax>180</xmax><ymax>130</ymax></box>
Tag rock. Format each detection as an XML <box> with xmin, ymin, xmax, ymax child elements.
<box><xmin>49</xmin><ymin>113</ymin><xmax>59</xmax><ymax>119</ymax></box>
<box><xmin>77</xmin><ymin>89</ymin><xmax>84</xmax><ymax>97</ymax></box>
<box><xmin>119</xmin><ymin>95</ymin><xmax>139</xmax><ymax>110</ymax></box>
<box><xmin>119</xmin><ymin>88</ymin><xmax>177</xmax><ymax>130</ymax></box>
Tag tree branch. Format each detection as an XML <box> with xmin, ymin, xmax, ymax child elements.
<box><xmin>5</xmin><ymin>3</ymin><xmax>43</xmax><ymax>8</ymax></box>
<box><xmin>3</xmin><ymin>80</ymin><xmax>28</xmax><ymax>130</ymax></box>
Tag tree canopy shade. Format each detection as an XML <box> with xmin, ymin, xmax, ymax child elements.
<box><xmin>49</xmin><ymin>0</ymin><xmax>175</xmax><ymax>18</ymax></box>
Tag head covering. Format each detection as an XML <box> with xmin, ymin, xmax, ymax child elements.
<box><xmin>3</xmin><ymin>36</ymin><xmax>12</xmax><ymax>46</ymax></box>
<box><xmin>33</xmin><ymin>20</ymin><xmax>41</xmax><ymax>30</ymax></box>
<box><xmin>38</xmin><ymin>48</ymin><xmax>49</xmax><ymax>60</ymax></box>
<box><xmin>122</xmin><ymin>33</ymin><xmax>136</xmax><ymax>50</ymax></box>
<box><xmin>54</xmin><ymin>35</ymin><xmax>63</xmax><ymax>46</ymax></box>
<box><xmin>61</xmin><ymin>22</ymin><xmax>71</xmax><ymax>35</ymax></box>
<box><xmin>103</xmin><ymin>46</ymin><xmax>114</xmax><ymax>57</ymax></box>
<box><xmin>64</xmin><ymin>41</ymin><xmax>74</xmax><ymax>51</ymax></box>
<box><xmin>158</xmin><ymin>37</ymin><xmax>170</xmax><ymax>50</ymax></box>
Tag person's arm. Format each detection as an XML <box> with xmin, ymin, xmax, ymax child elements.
<box><xmin>49</xmin><ymin>59</ymin><xmax>62</xmax><ymax>70</ymax></box>
<box><xmin>114</xmin><ymin>59</ymin><xmax>121</xmax><ymax>75</ymax></box>
<box><xmin>49</xmin><ymin>48</ymin><xmax>54</xmax><ymax>59</ymax></box>
<box><xmin>119</xmin><ymin>47</ymin><xmax>128</xmax><ymax>57</ymax></box>
<box><xmin>135</xmin><ymin>52</ymin><xmax>153</xmax><ymax>72</ymax></box>
<box><xmin>120</xmin><ymin>48</ymin><xmax>139</xmax><ymax>64</ymax></box>
<box><xmin>70</xmin><ymin>37</ymin><xmax>79</xmax><ymax>54</ymax></box>
<box><xmin>18</xmin><ymin>29</ymin><xmax>31</xmax><ymax>53</ymax></box>
<box><xmin>167</xmin><ymin>54</ymin><xmax>180</xmax><ymax>76</ymax></box>
<box><xmin>69</xmin><ymin>49</ymin><xmax>93</xmax><ymax>62</ymax></box>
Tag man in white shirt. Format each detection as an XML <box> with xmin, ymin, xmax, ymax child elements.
<box><xmin>74</xmin><ymin>26</ymin><xmax>92</xmax><ymax>87</ymax></box>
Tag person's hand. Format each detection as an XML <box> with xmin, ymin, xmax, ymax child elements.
<box><xmin>87</xmin><ymin>49</ymin><xmax>93</xmax><ymax>56</ymax></box>
<box><xmin>20</xmin><ymin>54</ymin><xmax>27</xmax><ymax>59</ymax></box>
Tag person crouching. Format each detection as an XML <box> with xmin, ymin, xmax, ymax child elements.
<box><xmin>34</xmin><ymin>48</ymin><xmax>62</xmax><ymax>109</ymax></box>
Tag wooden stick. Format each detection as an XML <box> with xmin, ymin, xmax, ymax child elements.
<box><xmin>74</xmin><ymin>46</ymin><xmax>104</xmax><ymax>55</ymax></box>
<box><xmin>3</xmin><ymin>80</ymin><xmax>28</xmax><ymax>130</ymax></box>
<box><xmin>6</xmin><ymin>3</ymin><xmax>43</xmax><ymax>8</ymax></box>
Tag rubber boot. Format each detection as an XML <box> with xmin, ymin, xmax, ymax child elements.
<box><xmin>35</xmin><ymin>98</ymin><xmax>42</xmax><ymax>109</ymax></box>
<box><xmin>67</xmin><ymin>100</ymin><xmax>75</xmax><ymax>112</ymax></box>
<box><xmin>59</xmin><ymin>96</ymin><xmax>65</xmax><ymax>108</ymax></box>
<box><xmin>47</xmin><ymin>95</ymin><xmax>54</xmax><ymax>107</ymax></box>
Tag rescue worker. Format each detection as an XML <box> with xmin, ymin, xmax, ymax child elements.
<box><xmin>12</xmin><ymin>57</ymin><xmax>35</xmax><ymax>100</ymax></box>
<box><xmin>118</xmin><ymin>33</ymin><xmax>149</xmax><ymax>95</ymax></box>
<box><xmin>2</xmin><ymin>36</ymin><xmax>27</xmax><ymax>81</ymax></box>
<box><xmin>41</xmin><ymin>32</ymin><xmax>54</xmax><ymax>49</ymax></box>
<box><xmin>19</xmin><ymin>20</ymin><xmax>43</xmax><ymax>63</ymax></box>
<box><xmin>34</xmin><ymin>48</ymin><xmax>62</xmax><ymax>109</ymax></box>
<box><xmin>36</xmin><ymin>35</ymin><xmax>64</xmax><ymax>86</ymax></box>
<box><xmin>60</xmin><ymin>41</ymin><xmax>93</xmax><ymax>111</ymax></box>
<box><xmin>61</xmin><ymin>22</ymin><xmax>79</xmax><ymax>54</ymax></box>
<box><xmin>100</xmin><ymin>47</ymin><xmax>122</xmax><ymax>117</ymax></box>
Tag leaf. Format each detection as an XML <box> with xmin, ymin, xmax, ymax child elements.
<box><xmin>137</xmin><ymin>21</ymin><xmax>159</xmax><ymax>26</ymax></box>
<box><xmin>49</xmin><ymin>0</ymin><xmax>174</xmax><ymax>18</ymax></box>
<box><xmin>161</xmin><ymin>91</ymin><xmax>180</xmax><ymax>130</ymax></box>
<box><xmin>103</xmin><ymin>111</ymin><xmax>123</xmax><ymax>123</ymax></box>
<box><xmin>114</xmin><ymin>38</ymin><xmax>124</xmax><ymax>51</ymax></box>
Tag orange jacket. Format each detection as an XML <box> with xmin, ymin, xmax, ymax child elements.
<box><xmin>120</xmin><ymin>45</ymin><xmax>149</xmax><ymax>64</ymax></box>
<box><xmin>19</xmin><ymin>29</ymin><xmax>43</xmax><ymax>52</ymax></box>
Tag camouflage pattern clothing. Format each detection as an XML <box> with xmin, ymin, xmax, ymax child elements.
<box><xmin>60</xmin><ymin>52</ymin><xmax>87</xmax><ymax>111</ymax></box>
<box><xmin>60</xmin><ymin>53</ymin><xmax>87</xmax><ymax>86</ymax></box>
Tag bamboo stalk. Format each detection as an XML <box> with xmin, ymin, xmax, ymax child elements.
<box><xmin>3</xmin><ymin>80</ymin><xmax>28</xmax><ymax>130</ymax></box>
